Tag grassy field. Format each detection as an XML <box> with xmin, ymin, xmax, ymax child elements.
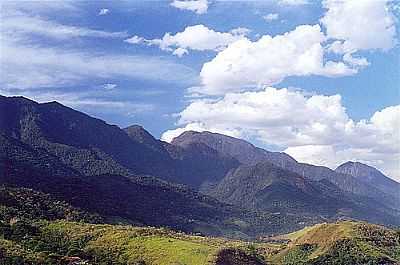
<box><xmin>0</xmin><ymin>220</ymin><xmax>279</xmax><ymax>265</ymax></box>
<box><xmin>1</xmin><ymin>189</ymin><xmax>399</xmax><ymax>265</ymax></box>
<box><xmin>1</xmin><ymin>219</ymin><xmax>399</xmax><ymax>265</ymax></box>
<box><xmin>269</xmin><ymin>221</ymin><xmax>400</xmax><ymax>265</ymax></box>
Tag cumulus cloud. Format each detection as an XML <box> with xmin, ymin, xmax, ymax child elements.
<box><xmin>125</xmin><ymin>24</ymin><xmax>249</xmax><ymax>56</ymax></box>
<box><xmin>162</xmin><ymin>87</ymin><xmax>400</xmax><ymax>181</ymax></box>
<box><xmin>263</xmin><ymin>13</ymin><xmax>279</xmax><ymax>22</ymax></box>
<box><xmin>321</xmin><ymin>0</ymin><xmax>396</xmax><ymax>52</ymax></box>
<box><xmin>170</xmin><ymin>0</ymin><xmax>209</xmax><ymax>14</ymax></box>
<box><xmin>319</xmin><ymin>0</ymin><xmax>396</xmax><ymax>78</ymax></box>
<box><xmin>197</xmin><ymin>24</ymin><xmax>358</xmax><ymax>95</ymax></box>
<box><xmin>98</xmin><ymin>8</ymin><xmax>110</xmax><ymax>15</ymax></box>
<box><xmin>190</xmin><ymin>1</ymin><xmax>397</xmax><ymax>95</ymax></box>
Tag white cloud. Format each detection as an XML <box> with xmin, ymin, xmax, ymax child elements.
<box><xmin>321</xmin><ymin>0</ymin><xmax>397</xmax><ymax>52</ymax></box>
<box><xmin>342</xmin><ymin>53</ymin><xmax>369</xmax><ymax>67</ymax></box>
<box><xmin>170</xmin><ymin>0</ymin><xmax>209</xmax><ymax>14</ymax></box>
<box><xmin>0</xmin><ymin>2</ymin><xmax>196</xmax><ymax>102</ymax></box>
<box><xmin>103</xmin><ymin>83</ymin><xmax>117</xmax><ymax>90</ymax></box>
<box><xmin>190</xmin><ymin>1</ymin><xmax>397</xmax><ymax>96</ymax></box>
<box><xmin>263</xmin><ymin>13</ymin><xmax>279</xmax><ymax>22</ymax></box>
<box><xmin>125</xmin><ymin>24</ymin><xmax>249</xmax><ymax>56</ymax></box>
<box><xmin>98</xmin><ymin>8</ymin><xmax>110</xmax><ymax>15</ymax></box>
<box><xmin>162</xmin><ymin>87</ymin><xmax>400</xmax><ymax>181</ymax></box>
<box><xmin>172</xmin><ymin>47</ymin><xmax>189</xmax><ymax>57</ymax></box>
<box><xmin>0</xmin><ymin>36</ymin><xmax>197</xmax><ymax>89</ymax></box>
<box><xmin>2</xmin><ymin>12</ymin><xmax>128</xmax><ymax>40</ymax></box>
<box><xmin>125</xmin><ymin>35</ymin><xmax>144</xmax><ymax>44</ymax></box>
<box><xmin>326</xmin><ymin>40</ymin><xmax>352</xmax><ymax>54</ymax></box>
<box><xmin>197</xmin><ymin>24</ymin><xmax>358</xmax><ymax>95</ymax></box>
<box><xmin>277</xmin><ymin>0</ymin><xmax>309</xmax><ymax>6</ymax></box>
<box><xmin>1</xmin><ymin>0</ymin><xmax>78</xmax><ymax>15</ymax></box>
<box><xmin>0</xmin><ymin>89</ymin><xmax>154</xmax><ymax>118</ymax></box>
<box><xmin>230</xmin><ymin>27</ymin><xmax>251</xmax><ymax>36</ymax></box>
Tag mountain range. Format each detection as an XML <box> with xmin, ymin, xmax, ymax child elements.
<box><xmin>1</xmin><ymin>95</ymin><xmax>399</xmax><ymax>239</ymax></box>
<box><xmin>173</xmin><ymin>130</ymin><xmax>399</xmax><ymax>206</ymax></box>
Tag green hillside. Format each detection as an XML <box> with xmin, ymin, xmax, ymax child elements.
<box><xmin>0</xmin><ymin>220</ymin><xmax>276</xmax><ymax>265</ymax></box>
<box><xmin>271</xmin><ymin>221</ymin><xmax>400</xmax><ymax>265</ymax></box>
<box><xmin>2</xmin><ymin>218</ymin><xmax>399</xmax><ymax>265</ymax></box>
<box><xmin>1</xmin><ymin>185</ymin><xmax>399</xmax><ymax>265</ymax></box>
<box><xmin>0</xmin><ymin>185</ymin><xmax>275</xmax><ymax>265</ymax></box>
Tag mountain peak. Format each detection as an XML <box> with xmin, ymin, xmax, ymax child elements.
<box><xmin>176</xmin><ymin>130</ymin><xmax>201</xmax><ymax>137</ymax></box>
<box><xmin>335</xmin><ymin>161</ymin><xmax>400</xmax><ymax>197</ymax></box>
<box><xmin>338</xmin><ymin>161</ymin><xmax>369</xmax><ymax>168</ymax></box>
<box><xmin>123</xmin><ymin>125</ymin><xmax>166</xmax><ymax>153</ymax></box>
<box><xmin>336</xmin><ymin>161</ymin><xmax>385</xmax><ymax>179</ymax></box>
<box><xmin>124</xmin><ymin>124</ymin><xmax>154</xmax><ymax>141</ymax></box>
<box><xmin>41</xmin><ymin>100</ymin><xmax>64</xmax><ymax>106</ymax></box>
<box><xmin>173</xmin><ymin>130</ymin><xmax>246</xmax><ymax>144</ymax></box>
<box><xmin>0</xmin><ymin>95</ymin><xmax>38</xmax><ymax>107</ymax></box>
<box><xmin>171</xmin><ymin>130</ymin><xmax>297</xmax><ymax>168</ymax></box>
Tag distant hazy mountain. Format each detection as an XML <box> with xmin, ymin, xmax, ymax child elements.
<box><xmin>336</xmin><ymin>161</ymin><xmax>400</xmax><ymax>200</ymax></box>
<box><xmin>207</xmin><ymin>161</ymin><xmax>400</xmax><ymax>226</ymax></box>
<box><xmin>172</xmin><ymin>131</ymin><xmax>297</xmax><ymax>168</ymax></box>
<box><xmin>172</xmin><ymin>130</ymin><xmax>400</xmax><ymax>211</ymax></box>
<box><xmin>208</xmin><ymin>161</ymin><xmax>338</xmax><ymax>215</ymax></box>
<box><xmin>124</xmin><ymin>124</ymin><xmax>240</xmax><ymax>187</ymax></box>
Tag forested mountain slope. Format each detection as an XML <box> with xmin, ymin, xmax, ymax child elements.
<box><xmin>0</xmin><ymin>130</ymin><xmax>313</xmax><ymax>239</ymax></box>
<box><xmin>172</xmin><ymin>131</ymin><xmax>400</xmax><ymax>212</ymax></box>
<box><xmin>1</xmin><ymin>95</ymin><xmax>399</xmax><ymax>236</ymax></box>
<box><xmin>336</xmin><ymin>161</ymin><xmax>400</xmax><ymax>200</ymax></box>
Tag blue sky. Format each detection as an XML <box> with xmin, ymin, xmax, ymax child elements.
<box><xmin>1</xmin><ymin>0</ymin><xmax>399</xmax><ymax>180</ymax></box>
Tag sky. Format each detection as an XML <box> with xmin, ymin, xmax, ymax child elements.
<box><xmin>0</xmin><ymin>0</ymin><xmax>399</xmax><ymax>181</ymax></box>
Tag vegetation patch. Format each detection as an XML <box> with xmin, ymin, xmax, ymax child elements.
<box><xmin>271</xmin><ymin>221</ymin><xmax>400</xmax><ymax>265</ymax></box>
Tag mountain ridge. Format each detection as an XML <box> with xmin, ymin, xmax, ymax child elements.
<box><xmin>206</xmin><ymin>160</ymin><xmax>400</xmax><ymax>226</ymax></box>
<box><xmin>1</xmin><ymin>96</ymin><xmax>319</xmax><ymax>238</ymax></box>
<box><xmin>171</xmin><ymin>130</ymin><xmax>298</xmax><ymax>168</ymax></box>
<box><xmin>1</xmin><ymin>95</ymin><xmax>399</xmax><ymax>235</ymax></box>
<box><xmin>171</xmin><ymin>130</ymin><xmax>400</xmax><ymax>211</ymax></box>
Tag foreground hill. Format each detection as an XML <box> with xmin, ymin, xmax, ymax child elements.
<box><xmin>0</xmin><ymin>186</ymin><xmax>271</xmax><ymax>265</ymax></box>
<box><xmin>0</xmin><ymin>219</ymin><xmax>275</xmax><ymax>265</ymax></box>
<box><xmin>0</xmin><ymin>189</ymin><xmax>398</xmax><ymax>265</ymax></box>
<box><xmin>271</xmin><ymin>221</ymin><xmax>400</xmax><ymax>264</ymax></box>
